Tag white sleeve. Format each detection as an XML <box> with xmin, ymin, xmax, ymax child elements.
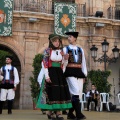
<box><xmin>63</xmin><ymin>47</ymin><xmax>67</xmax><ymax>54</ymax></box>
<box><xmin>42</xmin><ymin>61</ymin><xmax>50</xmax><ymax>79</ymax></box>
<box><xmin>86</xmin><ymin>91</ymin><xmax>90</xmax><ymax>97</ymax></box>
<box><xmin>62</xmin><ymin>47</ymin><xmax>68</xmax><ymax>73</ymax></box>
<box><xmin>42</xmin><ymin>67</ymin><xmax>49</xmax><ymax>80</ymax></box>
<box><xmin>37</xmin><ymin>62</ymin><xmax>45</xmax><ymax>85</ymax></box>
<box><xmin>81</xmin><ymin>48</ymin><xmax>87</xmax><ymax>77</ymax></box>
<box><xmin>0</xmin><ymin>68</ymin><xmax>3</xmax><ymax>81</ymax></box>
<box><xmin>0</xmin><ymin>67</ymin><xmax>3</xmax><ymax>72</ymax></box>
<box><xmin>37</xmin><ymin>68</ymin><xmax>44</xmax><ymax>85</ymax></box>
<box><xmin>14</xmin><ymin>67</ymin><xmax>20</xmax><ymax>87</ymax></box>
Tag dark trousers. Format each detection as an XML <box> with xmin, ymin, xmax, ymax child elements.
<box><xmin>0</xmin><ymin>100</ymin><xmax>13</xmax><ymax>114</ymax></box>
<box><xmin>69</xmin><ymin>95</ymin><xmax>84</xmax><ymax>118</ymax></box>
<box><xmin>0</xmin><ymin>101</ymin><xmax>4</xmax><ymax>114</ymax></box>
<box><xmin>87</xmin><ymin>97</ymin><xmax>98</xmax><ymax>110</ymax></box>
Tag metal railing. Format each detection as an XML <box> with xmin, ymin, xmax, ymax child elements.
<box><xmin>14</xmin><ymin>0</ymin><xmax>86</xmax><ymax>17</ymax></box>
<box><xmin>107</xmin><ymin>6</ymin><xmax>120</xmax><ymax>20</ymax></box>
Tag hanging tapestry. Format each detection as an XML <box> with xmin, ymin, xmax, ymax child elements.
<box><xmin>54</xmin><ymin>2</ymin><xmax>77</xmax><ymax>36</ymax></box>
<box><xmin>0</xmin><ymin>0</ymin><xmax>13</xmax><ymax>36</ymax></box>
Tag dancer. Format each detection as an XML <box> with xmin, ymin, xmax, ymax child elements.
<box><xmin>63</xmin><ymin>32</ymin><xmax>87</xmax><ymax>120</ymax></box>
<box><xmin>0</xmin><ymin>56</ymin><xmax>19</xmax><ymax>114</ymax></box>
<box><xmin>37</xmin><ymin>34</ymin><xmax>72</xmax><ymax>120</ymax></box>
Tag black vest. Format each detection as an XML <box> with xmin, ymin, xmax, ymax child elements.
<box><xmin>89</xmin><ymin>90</ymin><xmax>98</xmax><ymax>99</ymax></box>
<box><xmin>66</xmin><ymin>46</ymin><xmax>82</xmax><ymax>64</ymax></box>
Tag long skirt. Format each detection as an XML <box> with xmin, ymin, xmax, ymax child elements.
<box><xmin>36</xmin><ymin>67</ymin><xmax>72</xmax><ymax>111</ymax></box>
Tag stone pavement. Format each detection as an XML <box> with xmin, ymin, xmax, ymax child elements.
<box><xmin>0</xmin><ymin>110</ymin><xmax>120</xmax><ymax>120</ymax></box>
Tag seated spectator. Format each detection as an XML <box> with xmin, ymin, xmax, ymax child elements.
<box><xmin>86</xmin><ymin>84</ymin><xmax>99</xmax><ymax>111</ymax></box>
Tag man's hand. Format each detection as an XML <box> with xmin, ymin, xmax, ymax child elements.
<box><xmin>83</xmin><ymin>78</ymin><xmax>86</xmax><ymax>83</ymax></box>
<box><xmin>64</xmin><ymin>54</ymin><xmax>69</xmax><ymax>60</ymax></box>
<box><xmin>46</xmin><ymin>78</ymin><xmax>52</xmax><ymax>83</ymax></box>
<box><xmin>13</xmin><ymin>87</ymin><xmax>17</xmax><ymax>91</ymax></box>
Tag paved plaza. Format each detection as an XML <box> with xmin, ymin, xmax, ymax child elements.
<box><xmin>0</xmin><ymin>110</ymin><xmax>120</xmax><ymax>120</ymax></box>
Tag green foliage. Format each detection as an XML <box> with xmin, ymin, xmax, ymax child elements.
<box><xmin>83</xmin><ymin>78</ymin><xmax>89</xmax><ymax>93</ymax></box>
<box><xmin>87</xmin><ymin>69</ymin><xmax>112</xmax><ymax>94</ymax></box>
<box><xmin>0</xmin><ymin>50</ymin><xmax>11</xmax><ymax>67</ymax></box>
<box><xmin>29</xmin><ymin>54</ymin><xmax>43</xmax><ymax>99</ymax></box>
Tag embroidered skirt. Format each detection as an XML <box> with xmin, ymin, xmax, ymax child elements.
<box><xmin>36</xmin><ymin>67</ymin><xmax>72</xmax><ymax>110</ymax></box>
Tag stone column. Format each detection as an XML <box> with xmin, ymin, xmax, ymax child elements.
<box><xmin>22</xmin><ymin>34</ymin><xmax>39</xmax><ymax>109</ymax></box>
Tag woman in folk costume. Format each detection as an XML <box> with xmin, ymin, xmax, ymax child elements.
<box><xmin>37</xmin><ymin>34</ymin><xmax>72</xmax><ymax>120</ymax></box>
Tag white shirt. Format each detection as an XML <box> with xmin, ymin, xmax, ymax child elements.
<box><xmin>63</xmin><ymin>44</ymin><xmax>87</xmax><ymax>76</ymax></box>
<box><xmin>0</xmin><ymin>65</ymin><xmax>20</xmax><ymax>87</ymax></box>
<box><xmin>43</xmin><ymin>49</ymin><xmax>68</xmax><ymax>79</ymax></box>
<box><xmin>86</xmin><ymin>90</ymin><xmax>99</xmax><ymax>97</ymax></box>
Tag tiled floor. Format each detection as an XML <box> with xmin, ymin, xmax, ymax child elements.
<box><xmin>0</xmin><ymin>110</ymin><xmax>120</xmax><ymax>120</ymax></box>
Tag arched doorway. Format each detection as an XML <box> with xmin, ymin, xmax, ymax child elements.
<box><xmin>0</xmin><ymin>44</ymin><xmax>21</xmax><ymax>109</ymax></box>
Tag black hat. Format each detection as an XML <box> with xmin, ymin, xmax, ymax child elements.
<box><xmin>48</xmin><ymin>34</ymin><xmax>61</xmax><ymax>41</ymax></box>
<box><xmin>65</xmin><ymin>32</ymin><xmax>79</xmax><ymax>38</ymax></box>
<box><xmin>5</xmin><ymin>55</ymin><xmax>13</xmax><ymax>60</ymax></box>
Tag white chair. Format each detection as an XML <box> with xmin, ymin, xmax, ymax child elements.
<box><xmin>99</xmin><ymin>93</ymin><xmax>110</xmax><ymax>111</ymax></box>
<box><xmin>80</xmin><ymin>93</ymin><xmax>87</xmax><ymax>111</ymax></box>
<box><xmin>118</xmin><ymin>93</ymin><xmax>120</xmax><ymax>104</ymax></box>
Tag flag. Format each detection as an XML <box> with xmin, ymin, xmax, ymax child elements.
<box><xmin>0</xmin><ymin>0</ymin><xmax>13</xmax><ymax>36</ymax></box>
<box><xmin>54</xmin><ymin>2</ymin><xmax>77</xmax><ymax>36</ymax></box>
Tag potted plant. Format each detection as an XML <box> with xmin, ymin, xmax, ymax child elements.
<box><xmin>29</xmin><ymin>54</ymin><xmax>43</xmax><ymax>110</ymax></box>
<box><xmin>87</xmin><ymin>69</ymin><xmax>112</xmax><ymax>94</ymax></box>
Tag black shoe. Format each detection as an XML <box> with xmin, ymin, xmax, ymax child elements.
<box><xmin>56</xmin><ymin>114</ymin><xmax>64</xmax><ymax>120</ymax></box>
<box><xmin>47</xmin><ymin>113</ymin><xmax>55</xmax><ymax>119</ymax></box>
<box><xmin>62</xmin><ymin>111</ymin><xmax>67</xmax><ymax>115</ymax></box>
<box><xmin>8</xmin><ymin>110</ymin><xmax>12</xmax><ymax>114</ymax></box>
<box><xmin>67</xmin><ymin>113</ymin><xmax>76</xmax><ymax>119</ymax></box>
<box><xmin>42</xmin><ymin>111</ymin><xmax>46</xmax><ymax>114</ymax></box>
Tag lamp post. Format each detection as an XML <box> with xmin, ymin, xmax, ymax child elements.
<box><xmin>90</xmin><ymin>39</ymin><xmax>120</xmax><ymax>71</ymax></box>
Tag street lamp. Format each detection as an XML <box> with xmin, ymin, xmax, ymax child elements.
<box><xmin>90</xmin><ymin>39</ymin><xmax>120</xmax><ymax>71</ymax></box>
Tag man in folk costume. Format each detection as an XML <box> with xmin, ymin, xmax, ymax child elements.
<box><xmin>63</xmin><ymin>32</ymin><xmax>87</xmax><ymax>120</ymax></box>
<box><xmin>86</xmin><ymin>84</ymin><xmax>99</xmax><ymax>111</ymax></box>
<box><xmin>0</xmin><ymin>56</ymin><xmax>19</xmax><ymax>114</ymax></box>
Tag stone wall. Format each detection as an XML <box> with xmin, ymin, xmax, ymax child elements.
<box><xmin>116</xmin><ymin>0</ymin><xmax>120</xmax><ymax>6</ymax></box>
<box><xmin>0</xmin><ymin>0</ymin><xmax>120</xmax><ymax>109</ymax></box>
<box><xmin>13</xmin><ymin>11</ymin><xmax>120</xmax><ymax>108</ymax></box>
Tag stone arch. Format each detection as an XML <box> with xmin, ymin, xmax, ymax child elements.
<box><xmin>0</xmin><ymin>41</ymin><xmax>24</xmax><ymax>69</ymax></box>
<box><xmin>0</xmin><ymin>41</ymin><xmax>24</xmax><ymax>109</ymax></box>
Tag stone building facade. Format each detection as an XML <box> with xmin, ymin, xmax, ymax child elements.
<box><xmin>0</xmin><ymin>0</ymin><xmax>120</xmax><ymax>109</ymax></box>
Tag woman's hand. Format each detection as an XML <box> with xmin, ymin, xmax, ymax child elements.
<box><xmin>64</xmin><ymin>54</ymin><xmax>69</xmax><ymax>60</ymax></box>
<box><xmin>46</xmin><ymin>78</ymin><xmax>52</xmax><ymax>83</ymax></box>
